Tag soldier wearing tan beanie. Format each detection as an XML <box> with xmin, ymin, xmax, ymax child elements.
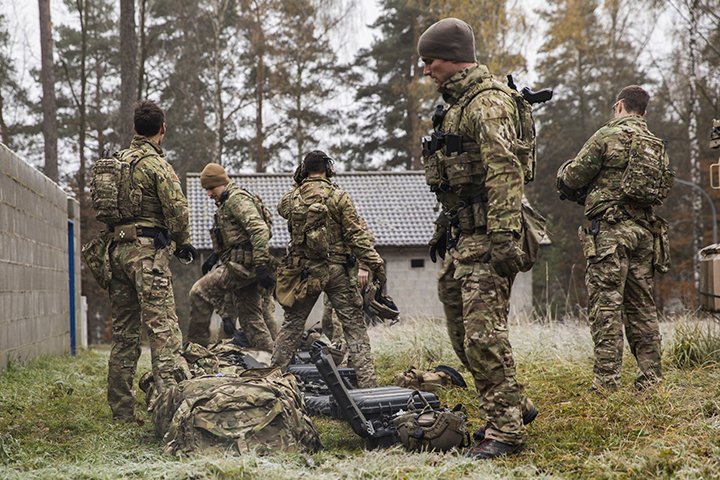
<box><xmin>200</xmin><ymin>162</ymin><xmax>230</xmax><ymax>190</ymax></box>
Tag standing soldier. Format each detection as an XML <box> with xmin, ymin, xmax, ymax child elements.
<box><xmin>418</xmin><ymin>18</ymin><xmax>538</xmax><ymax>458</ymax></box>
<box><xmin>187</xmin><ymin>163</ymin><xmax>275</xmax><ymax>350</ymax></box>
<box><xmin>271</xmin><ymin>151</ymin><xmax>386</xmax><ymax>388</ymax></box>
<box><xmin>91</xmin><ymin>100</ymin><xmax>197</xmax><ymax>421</ymax></box>
<box><xmin>557</xmin><ymin>85</ymin><xmax>673</xmax><ymax>393</ymax></box>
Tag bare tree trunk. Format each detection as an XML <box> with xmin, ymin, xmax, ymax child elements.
<box><xmin>0</xmin><ymin>91</ymin><xmax>10</xmax><ymax>149</ymax></box>
<box><xmin>120</xmin><ymin>0</ymin><xmax>138</xmax><ymax>146</ymax></box>
<box><xmin>210</xmin><ymin>0</ymin><xmax>229</xmax><ymax>164</ymax></box>
<box><xmin>77</xmin><ymin>0</ymin><xmax>88</xmax><ymax>199</ymax></box>
<box><xmin>688</xmin><ymin>0</ymin><xmax>702</xmax><ymax>293</ymax></box>
<box><xmin>39</xmin><ymin>0</ymin><xmax>58</xmax><ymax>181</ymax></box>
<box><xmin>255</xmin><ymin>43</ymin><xmax>266</xmax><ymax>172</ymax></box>
<box><xmin>408</xmin><ymin>14</ymin><xmax>421</xmax><ymax>170</ymax></box>
<box><xmin>137</xmin><ymin>0</ymin><xmax>147</xmax><ymax>100</ymax></box>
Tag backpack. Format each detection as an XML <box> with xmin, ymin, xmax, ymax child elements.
<box><xmin>89</xmin><ymin>150</ymin><xmax>149</xmax><ymax>225</ymax></box>
<box><xmin>621</xmin><ymin>132</ymin><xmax>674</xmax><ymax>206</ymax></box>
<box><xmin>154</xmin><ymin>368</ymin><xmax>322</xmax><ymax>456</ymax></box>
<box><xmin>289</xmin><ymin>182</ymin><xmax>333</xmax><ymax>260</ymax></box>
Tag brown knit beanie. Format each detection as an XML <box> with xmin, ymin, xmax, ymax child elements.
<box><xmin>417</xmin><ymin>18</ymin><xmax>477</xmax><ymax>63</ymax></box>
<box><xmin>200</xmin><ymin>162</ymin><xmax>230</xmax><ymax>189</ymax></box>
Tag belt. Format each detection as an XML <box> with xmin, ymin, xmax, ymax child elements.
<box><xmin>136</xmin><ymin>226</ymin><xmax>168</xmax><ymax>238</ymax></box>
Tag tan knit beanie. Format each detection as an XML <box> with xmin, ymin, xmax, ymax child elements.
<box><xmin>200</xmin><ymin>162</ymin><xmax>230</xmax><ymax>189</ymax></box>
<box><xmin>417</xmin><ymin>18</ymin><xmax>477</xmax><ymax>63</ymax></box>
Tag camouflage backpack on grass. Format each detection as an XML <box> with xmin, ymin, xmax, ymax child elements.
<box><xmin>149</xmin><ymin>368</ymin><xmax>322</xmax><ymax>456</ymax></box>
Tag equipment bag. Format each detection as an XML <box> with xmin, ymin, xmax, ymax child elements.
<box><xmin>159</xmin><ymin>368</ymin><xmax>322</xmax><ymax>456</ymax></box>
<box><xmin>621</xmin><ymin>132</ymin><xmax>674</xmax><ymax>206</ymax></box>
<box><xmin>392</xmin><ymin>394</ymin><xmax>469</xmax><ymax>453</ymax></box>
<box><xmin>90</xmin><ymin>151</ymin><xmax>149</xmax><ymax>225</ymax></box>
<box><xmin>290</xmin><ymin>183</ymin><xmax>332</xmax><ymax>261</ymax></box>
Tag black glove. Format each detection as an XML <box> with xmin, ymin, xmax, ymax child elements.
<box><xmin>255</xmin><ymin>264</ymin><xmax>275</xmax><ymax>290</ymax></box>
<box><xmin>175</xmin><ymin>244</ymin><xmax>198</xmax><ymax>264</ymax></box>
<box><xmin>428</xmin><ymin>225</ymin><xmax>447</xmax><ymax>263</ymax></box>
<box><xmin>373</xmin><ymin>264</ymin><xmax>387</xmax><ymax>287</ymax></box>
<box><xmin>221</xmin><ymin>317</ymin><xmax>237</xmax><ymax>336</ymax></box>
<box><xmin>201</xmin><ymin>251</ymin><xmax>219</xmax><ymax>275</ymax></box>
<box><xmin>486</xmin><ymin>232</ymin><xmax>524</xmax><ymax>278</ymax></box>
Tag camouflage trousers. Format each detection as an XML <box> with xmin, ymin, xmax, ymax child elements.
<box><xmin>438</xmin><ymin>249</ymin><xmax>529</xmax><ymax>446</ymax></box>
<box><xmin>582</xmin><ymin>218</ymin><xmax>662</xmax><ymax>391</ymax></box>
<box><xmin>107</xmin><ymin>237</ymin><xmax>189</xmax><ymax>421</ymax></box>
<box><xmin>216</xmin><ymin>288</ymin><xmax>278</xmax><ymax>341</ymax></box>
<box><xmin>321</xmin><ymin>293</ymin><xmax>345</xmax><ymax>343</ymax></box>
<box><xmin>272</xmin><ymin>262</ymin><xmax>377</xmax><ymax>388</ymax></box>
<box><xmin>188</xmin><ymin>263</ymin><xmax>273</xmax><ymax>351</ymax></box>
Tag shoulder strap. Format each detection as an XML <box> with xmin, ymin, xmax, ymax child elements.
<box><xmin>450</xmin><ymin>78</ymin><xmax>518</xmax><ymax>132</ymax></box>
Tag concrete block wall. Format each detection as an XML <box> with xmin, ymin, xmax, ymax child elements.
<box><xmin>0</xmin><ymin>143</ymin><xmax>79</xmax><ymax>371</ymax></box>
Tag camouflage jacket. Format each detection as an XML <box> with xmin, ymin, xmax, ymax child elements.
<box><xmin>437</xmin><ymin>65</ymin><xmax>524</xmax><ymax>235</ymax></box>
<box><xmin>278</xmin><ymin>177</ymin><xmax>383</xmax><ymax>270</ymax></box>
<box><xmin>119</xmin><ymin>135</ymin><xmax>191</xmax><ymax>246</ymax></box>
<box><xmin>213</xmin><ymin>182</ymin><xmax>270</xmax><ymax>266</ymax></box>
<box><xmin>560</xmin><ymin>115</ymin><xmax>664</xmax><ymax>219</ymax></box>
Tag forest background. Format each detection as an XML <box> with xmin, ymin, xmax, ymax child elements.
<box><xmin>0</xmin><ymin>0</ymin><xmax>718</xmax><ymax>344</ymax></box>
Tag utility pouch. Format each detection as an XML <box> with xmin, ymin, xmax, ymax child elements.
<box><xmin>81</xmin><ymin>232</ymin><xmax>112</xmax><ymax>289</ymax></box>
<box><xmin>519</xmin><ymin>201</ymin><xmax>546</xmax><ymax>271</ymax></box>
<box><xmin>113</xmin><ymin>224</ymin><xmax>137</xmax><ymax>243</ymax></box>
<box><xmin>651</xmin><ymin>216</ymin><xmax>671</xmax><ymax>274</ymax></box>
<box><xmin>578</xmin><ymin>226</ymin><xmax>597</xmax><ymax>259</ymax></box>
<box><xmin>444</xmin><ymin>152</ymin><xmax>484</xmax><ymax>188</ymax></box>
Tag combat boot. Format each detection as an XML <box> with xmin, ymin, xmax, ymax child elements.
<box><xmin>473</xmin><ymin>398</ymin><xmax>538</xmax><ymax>442</ymax></box>
<box><xmin>466</xmin><ymin>439</ymin><xmax>523</xmax><ymax>459</ymax></box>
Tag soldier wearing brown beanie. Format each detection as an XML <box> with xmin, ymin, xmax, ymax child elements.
<box><xmin>187</xmin><ymin>162</ymin><xmax>276</xmax><ymax>350</ymax></box>
<box><xmin>418</xmin><ymin>18</ymin><xmax>539</xmax><ymax>459</ymax></box>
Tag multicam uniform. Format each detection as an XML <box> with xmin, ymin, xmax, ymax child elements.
<box><xmin>559</xmin><ymin>115</ymin><xmax>669</xmax><ymax>390</ymax></box>
<box><xmin>271</xmin><ymin>177</ymin><xmax>384</xmax><ymax>388</ymax></box>
<box><xmin>107</xmin><ymin>135</ymin><xmax>191</xmax><ymax>420</ymax></box>
<box><xmin>424</xmin><ymin>65</ymin><xmax>532</xmax><ymax>446</ymax></box>
<box><xmin>188</xmin><ymin>182</ymin><xmax>274</xmax><ymax>350</ymax></box>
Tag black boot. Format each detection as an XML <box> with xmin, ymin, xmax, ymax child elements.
<box><xmin>466</xmin><ymin>439</ymin><xmax>523</xmax><ymax>459</ymax></box>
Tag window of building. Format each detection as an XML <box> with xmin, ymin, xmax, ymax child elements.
<box><xmin>410</xmin><ymin>258</ymin><xmax>425</xmax><ymax>269</ymax></box>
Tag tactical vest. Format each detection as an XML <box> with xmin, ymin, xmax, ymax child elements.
<box><xmin>212</xmin><ymin>185</ymin><xmax>273</xmax><ymax>255</ymax></box>
<box><xmin>289</xmin><ymin>179</ymin><xmax>346</xmax><ymax>262</ymax></box>
<box><xmin>90</xmin><ymin>150</ymin><xmax>150</xmax><ymax>226</ymax></box>
<box><xmin>422</xmin><ymin>77</ymin><xmax>536</xmax><ymax>232</ymax></box>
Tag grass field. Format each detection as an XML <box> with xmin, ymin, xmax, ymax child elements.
<box><xmin>1</xmin><ymin>316</ymin><xmax>719</xmax><ymax>479</ymax></box>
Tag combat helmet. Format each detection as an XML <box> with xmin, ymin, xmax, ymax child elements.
<box><xmin>363</xmin><ymin>281</ymin><xmax>400</xmax><ymax>320</ymax></box>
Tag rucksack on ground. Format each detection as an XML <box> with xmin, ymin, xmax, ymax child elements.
<box><xmin>147</xmin><ymin>368</ymin><xmax>321</xmax><ymax>456</ymax></box>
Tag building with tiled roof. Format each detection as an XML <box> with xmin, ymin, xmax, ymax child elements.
<box><xmin>185</xmin><ymin>171</ymin><xmax>535</xmax><ymax>324</ymax></box>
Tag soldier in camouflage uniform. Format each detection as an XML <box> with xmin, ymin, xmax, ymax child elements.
<box><xmin>558</xmin><ymin>86</ymin><xmax>670</xmax><ymax>392</ymax></box>
<box><xmin>271</xmin><ymin>151</ymin><xmax>386</xmax><ymax>388</ymax></box>
<box><xmin>107</xmin><ymin>100</ymin><xmax>196</xmax><ymax>421</ymax></box>
<box><xmin>187</xmin><ymin>163</ymin><xmax>275</xmax><ymax>351</ymax></box>
<box><xmin>418</xmin><ymin>18</ymin><xmax>536</xmax><ymax>458</ymax></box>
